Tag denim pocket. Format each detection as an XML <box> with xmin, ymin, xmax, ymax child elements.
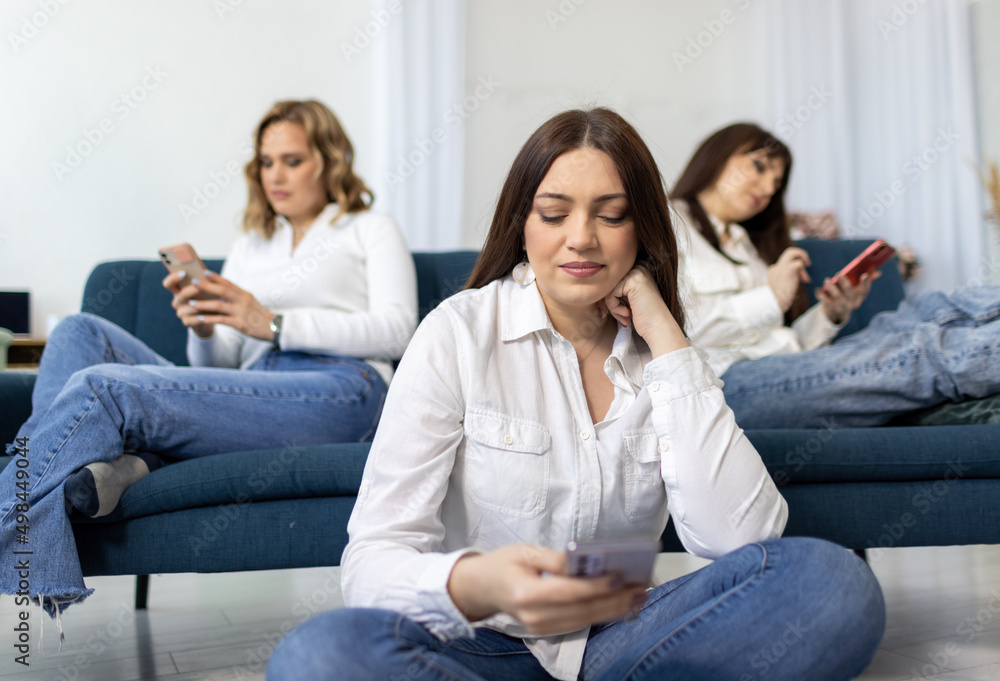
<box><xmin>623</xmin><ymin>429</ymin><xmax>667</xmax><ymax>522</ymax></box>
<box><xmin>463</xmin><ymin>409</ymin><xmax>551</xmax><ymax>518</ymax></box>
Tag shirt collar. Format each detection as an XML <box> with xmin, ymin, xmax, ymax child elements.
<box><xmin>498</xmin><ymin>270</ymin><xmax>647</xmax><ymax>389</ymax></box>
<box><xmin>499</xmin><ymin>269</ymin><xmax>551</xmax><ymax>341</ymax></box>
<box><xmin>275</xmin><ymin>203</ymin><xmax>342</xmax><ymax>233</ymax></box>
<box><xmin>707</xmin><ymin>212</ymin><xmax>751</xmax><ymax>252</ymax></box>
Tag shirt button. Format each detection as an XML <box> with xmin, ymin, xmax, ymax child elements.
<box><xmin>649</xmin><ymin>382</ymin><xmax>660</xmax><ymax>392</ymax></box>
<box><xmin>658</xmin><ymin>442</ymin><xmax>669</xmax><ymax>454</ymax></box>
<box><xmin>580</xmin><ymin>431</ymin><xmax>590</xmax><ymax>441</ymax></box>
<box><xmin>503</xmin><ymin>434</ymin><xmax>513</xmax><ymax>445</ymax></box>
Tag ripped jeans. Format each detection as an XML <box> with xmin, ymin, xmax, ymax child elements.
<box><xmin>0</xmin><ymin>313</ymin><xmax>387</xmax><ymax>618</ymax></box>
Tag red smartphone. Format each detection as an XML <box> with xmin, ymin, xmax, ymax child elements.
<box><xmin>159</xmin><ymin>243</ymin><xmax>216</xmax><ymax>299</ymax></box>
<box><xmin>830</xmin><ymin>239</ymin><xmax>896</xmax><ymax>287</ymax></box>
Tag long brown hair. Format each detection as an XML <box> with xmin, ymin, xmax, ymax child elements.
<box><xmin>465</xmin><ymin>108</ymin><xmax>685</xmax><ymax>332</ymax></box>
<box><xmin>243</xmin><ymin>100</ymin><xmax>373</xmax><ymax>238</ymax></box>
<box><xmin>670</xmin><ymin>123</ymin><xmax>806</xmax><ymax>320</ymax></box>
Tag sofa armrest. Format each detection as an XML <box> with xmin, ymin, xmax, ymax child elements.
<box><xmin>0</xmin><ymin>373</ymin><xmax>35</xmax><ymax>445</ymax></box>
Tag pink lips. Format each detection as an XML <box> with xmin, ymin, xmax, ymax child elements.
<box><xmin>560</xmin><ymin>261</ymin><xmax>604</xmax><ymax>278</ymax></box>
<box><xmin>270</xmin><ymin>191</ymin><xmax>290</xmax><ymax>200</ymax></box>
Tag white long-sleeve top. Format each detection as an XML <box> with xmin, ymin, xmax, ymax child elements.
<box><xmin>672</xmin><ymin>200</ymin><xmax>843</xmax><ymax>377</ymax></box>
<box><xmin>341</xmin><ymin>273</ymin><xmax>788</xmax><ymax>681</ymax></box>
<box><xmin>186</xmin><ymin>204</ymin><xmax>417</xmax><ymax>384</ymax></box>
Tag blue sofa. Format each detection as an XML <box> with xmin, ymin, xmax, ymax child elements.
<box><xmin>2</xmin><ymin>243</ymin><xmax>999</xmax><ymax>607</ymax></box>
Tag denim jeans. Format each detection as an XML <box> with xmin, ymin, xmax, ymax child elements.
<box><xmin>0</xmin><ymin>313</ymin><xmax>387</xmax><ymax>615</ymax></box>
<box><xmin>266</xmin><ymin>537</ymin><xmax>885</xmax><ymax>681</ymax></box>
<box><xmin>722</xmin><ymin>287</ymin><xmax>1000</xmax><ymax>428</ymax></box>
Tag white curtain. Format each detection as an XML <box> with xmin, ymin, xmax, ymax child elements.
<box><xmin>752</xmin><ymin>0</ymin><xmax>983</xmax><ymax>293</ymax></box>
<box><xmin>370</xmin><ymin>0</ymin><xmax>466</xmax><ymax>250</ymax></box>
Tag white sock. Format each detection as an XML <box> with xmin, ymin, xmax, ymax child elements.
<box><xmin>67</xmin><ymin>454</ymin><xmax>152</xmax><ymax>518</ymax></box>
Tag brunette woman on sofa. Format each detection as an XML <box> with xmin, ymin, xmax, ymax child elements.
<box><xmin>672</xmin><ymin>122</ymin><xmax>1000</xmax><ymax>429</ymax></box>
<box><xmin>267</xmin><ymin>108</ymin><xmax>884</xmax><ymax>681</ymax></box>
<box><xmin>0</xmin><ymin>99</ymin><xmax>417</xmax><ymax>616</ymax></box>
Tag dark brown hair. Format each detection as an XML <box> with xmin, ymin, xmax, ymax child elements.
<box><xmin>465</xmin><ymin>108</ymin><xmax>685</xmax><ymax>332</ymax></box>
<box><xmin>243</xmin><ymin>100</ymin><xmax>373</xmax><ymax>238</ymax></box>
<box><xmin>670</xmin><ymin>122</ymin><xmax>806</xmax><ymax>321</ymax></box>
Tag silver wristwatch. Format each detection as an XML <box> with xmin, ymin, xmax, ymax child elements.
<box><xmin>269</xmin><ymin>314</ymin><xmax>283</xmax><ymax>349</ymax></box>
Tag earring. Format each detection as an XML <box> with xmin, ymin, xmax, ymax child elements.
<box><xmin>512</xmin><ymin>257</ymin><xmax>535</xmax><ymax>286</ymax></box>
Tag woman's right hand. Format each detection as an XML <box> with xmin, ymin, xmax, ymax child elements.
<box><xmin>162</xmin><ymin>271</ymin><xmax>214</xmax><ymax>338</ymax></box>
<box><xmin>767</xmin><ymin>247</ymin><xmax>811</xmax><ymax>312</ymax></box>
<box><xmin>447</xmin><ymin>544</ymin><xmax>647</xmax><ymax>635</ymax></box>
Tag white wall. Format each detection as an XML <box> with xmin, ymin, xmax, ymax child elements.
<box><xmin>462</xmin><ymin>0</ymin><xmax>768</xmax><ymax>248</ymax></box>
<box><xmin>4</xmin><ymin>0</ymin><xmax>999</xmax><ymax>335</ymax></box>
<box><xmin>0</xmin><ymin>0</ymin><xmax>383</xmax><ymax>335</ymax></box>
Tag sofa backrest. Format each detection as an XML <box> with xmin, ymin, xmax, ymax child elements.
<box><xmin>80</xmin><ymin>241</ymin><xmax>903</xmax><ymax>366</ymax></box>
<box><xmin>81</xmin><ymin>252</ymin><xmax>480</xmax><ymax>366</ymax></box>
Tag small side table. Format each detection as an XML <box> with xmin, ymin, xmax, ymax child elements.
<box><xmin>7</xmin><ymin>337</ymin><xmax>46</xmax><ymax>370</ymax></box>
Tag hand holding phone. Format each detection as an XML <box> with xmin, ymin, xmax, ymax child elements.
<box><xmin>159</xmin><ymin>243</ymin><xmax>216</xmax><ymax>300</ymax></box>
<box><xmin>829</xmin><ymin>239</ymin><xmax>896</xmax><ymax>287</ymax></box>
<box><xmin>564</xmin><ymin>537</ymin><xmax>659</xmax><ymax>586</ymax></box>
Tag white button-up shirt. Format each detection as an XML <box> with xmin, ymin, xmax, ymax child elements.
<box><xmin>342</xmin><ymin>273</ymin><xmax>788</xmax><ymax>681</ymax></box>
<box><xmin>672</xmin><ymin>200</ymin><xmax>843</xmax><ymax>378</ymax></box>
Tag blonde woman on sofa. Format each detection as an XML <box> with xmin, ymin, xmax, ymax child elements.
<box><xmin>267</xmin><ymin>108</ymin><xmax>884</xmax><ymax>681</ymax></box>
<box><xmin>671</xmin><ymin>122</ymin><xmax>1000</xmax><ymax>429</ymax></box>
<box><xmin>0</xmin><ymin>100</ymin><xmax>417</xmax><ymax>617</ymax></box>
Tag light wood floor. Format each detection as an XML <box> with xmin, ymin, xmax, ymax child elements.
<box><xmin>1</xmin><ymin>545</ymin><xmax>998</xmax><ymax>680</ymax></box>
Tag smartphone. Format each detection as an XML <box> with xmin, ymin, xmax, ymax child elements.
<box><xmin>158</xmin><ymin>243</ymin><xmax>215</xmax><ymax>299</ymax></box>
<box><xmin>830</xmin><ymin>239</ymin><xmax>896</xmax><ymax>287</ymax></box>
<box><xmin>564</xmin><ymin>537</ymin><xmax>660</xmax><ymax>586</ymax></box>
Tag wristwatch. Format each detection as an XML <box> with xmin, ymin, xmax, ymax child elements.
<box><xmin>269</xmin><ymin>314</ymin><xmax>283</xmax><ymax>349</ymax></box>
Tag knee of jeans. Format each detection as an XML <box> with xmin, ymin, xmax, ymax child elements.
<box><xmin>267</xmin><ymin>609</ymin><xmax>403</xmax><ymax>680</ymax></box>
<box><xmin>771</xmin><ymin>537</ymin><xmax>886</xmax><ymax>637</ymax></box>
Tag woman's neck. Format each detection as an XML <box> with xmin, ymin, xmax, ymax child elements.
<box><xmin>693</xmin><ymin>189</ymin><xmax>733</xmax><ymax>226</ymax></box>
<box><xmin>546</xmin><ymin>302</ymin><xmax>614</xmax><ymax>348</ymax></box>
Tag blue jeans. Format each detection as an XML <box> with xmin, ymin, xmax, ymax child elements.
<box><xmin>722</xmin><ymin>287</ymin><xmax>1000</xmax><ymax>428</ymax></box>
<box><xmin>0</xmin><ymin>313</ymin><xmax>387</xmax><ymax>615</ymax></box>
<box><xmin>266</xmin><ymin>538</ymin><xmax>885</xmax><ymax>681</ymax></box>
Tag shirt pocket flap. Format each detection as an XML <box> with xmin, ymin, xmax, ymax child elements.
<box><xmin>623</xmin><ymin>429</ymin><xmax>660</xmax><ymax>463</ymax></box>
<box><xmin>465</xmin><ymin>410</ymin><xmax>551</xmax><ymax>455</ymax></box>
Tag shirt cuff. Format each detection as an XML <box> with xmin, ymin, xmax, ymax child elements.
<box><xmin>412</xmin><ymin>548</ymin><xmax>480</xmax><ymax>641</ymax></box>
<box><xmin>642</xmin><ymin>346</ymin><xmax>721</xmax><ymax>402</ymax></box>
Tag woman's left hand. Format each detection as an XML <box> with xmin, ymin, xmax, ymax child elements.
<box><xmin>817</xmin><ymin>272</ymin><xmax>878</xmax><ymax>325</ymax></box>
<box><xmin>182</xmin><ymin>271</ymin><xmax>277</xmax><ymax>341</ymax></box>
<box><xmin>601</xmin><ymin>265</ymin><xmax>689</xmax><ymax>358</ymax></box>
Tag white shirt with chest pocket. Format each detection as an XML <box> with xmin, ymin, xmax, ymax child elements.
<box><xmin>341</xmin><ymin>273</ymin><xmax>788</xmax><ymax>681</ymax></box>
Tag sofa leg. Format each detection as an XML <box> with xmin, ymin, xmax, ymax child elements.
<box><xmin>853</xmin><ymin>548</ymin><xmax>868</xmax><ymax>563</ymax></box>
<box><xmin>135</xmin><ymin>574</ymin><xmax>150</xmax><ymax>610</ymax></box>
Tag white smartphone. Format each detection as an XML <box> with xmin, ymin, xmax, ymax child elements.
<box><xmin>564</xmin><ymin>537</ymin><xmax>660</xmax><ymax>586</ymax></box>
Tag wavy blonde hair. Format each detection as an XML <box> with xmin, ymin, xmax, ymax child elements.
<box><xmin>243</xmin><ymin>100</ymin><xmax>373</xmax><ymax>238</ymax></box>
